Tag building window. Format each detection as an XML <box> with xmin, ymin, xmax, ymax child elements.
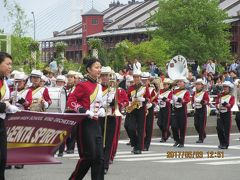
<box><xmin>92</xmin><ymin>19</ymin><xmax>98</xmax><ymax>25</ymax></box>
<box><xmin>231</xmin><ymin>42</ymin><xmax>238</xmax><ymax>54</ymax></box>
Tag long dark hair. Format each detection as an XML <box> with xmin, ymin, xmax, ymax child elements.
<box><xmin>0</xmin><ymin>52</ymin><xmax>12</xmax><ymax>64</ymax></box>
<box><xmin>85</xmin><ymin>58</ymin><xmax>100</xmax><ymax>73</ymax></box>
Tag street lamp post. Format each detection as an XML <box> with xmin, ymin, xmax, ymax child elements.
<box><xmin>31</xmin><ymin>11</ymin><xmax>36</xmax><ymax>40</ymax></box>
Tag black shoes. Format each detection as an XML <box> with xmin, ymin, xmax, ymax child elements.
<box><xmin>218</xmin><ymin>145</ymin><xmax>228</xmax><ymax>149</ymax></box>
<box><xmin>5</xmin><ymin>165</ymin><xmax>12</xmax><ymax>169</ymax></box>
<box><xmin>160</xmin><ymin>139</ymin><xmax>166</xmax><ymax>143</ymax></box>
<box><xmin>196</xmin><ymin>140</ymin><xmax>203</xmax><ymax>143</ymax></box>
<box><xmin>15</xmin><ymin>165</ymin><xmax>24</xmax><ymax>169</ymax></box>
<box><xmin>173</xmin><ymin>142</ymin><xmax>179</xmax><ymax>147</ymax></box>
<box><xmin>143</xmin><ymin>147</ymin><xmax>149</xmax><ymax>151</ymax></box>
<box><xmin>126</xmin><ymin>141</ymin><xmax>131</xmax><ymax>146</ymax></box>
<box><xmin>177</xmin><ymin>144</ymin><xmax>184</xmax><ymax>148</ymax></box>
<box><xmin>66</xmin><ymin>150</ymin><xmax>74</xmax><ymax>154</ymax></box>
<box><xmin>133</xmin><ymin>150</ymin><xmax>142</xmax><ymax>154</ymax></box>
<box><xmin>57</xmin><ymin>153</ymin><xmax>63</xmax><ymax>157</ymax></box>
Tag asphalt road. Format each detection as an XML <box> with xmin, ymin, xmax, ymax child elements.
<box><xmin>6</xmin><ymin>133</ymin><xmax>240</xmax><ymax>180</ymax></box>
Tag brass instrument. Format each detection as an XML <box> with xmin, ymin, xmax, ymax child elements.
<box><xmin>12</xmin><ymin>82</ymin><xmax>19</xmax><ymax>105</ymax></box>
<box><xmin>126</xmin><ymin>100</ymin><xmax>142</xmax><ymax>113</ymax></box>
<box><xmin>30</xmin><ymin>98</ymin><xmax>45</xmax><ymax>112</ymax></box>
<box><xmin>103</xmin><ymin>71</ymin><xmax>122</xmax><ymax>147</ymax></box>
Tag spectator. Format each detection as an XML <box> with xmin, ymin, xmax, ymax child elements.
<box><xmin>149</xmin><ymin>61</ymin><xmax>157</xmax><ymax>76</ymax></box>
<box><xmin>126</xmin><ymin>60</ymin><xmax>133</xmax><ymax>72</ymax></box>
<box><xmin>206</xmin><ymin>60</ymin><xmax>215</xmax><ymax>75</ymax></box>
<box><xmin>49</xmin><ymin>59</ymin><xmax>58</xmax><ymax>74</ymax></box>
<box><xmin>191</xmin><ymin>60</ymin><xmax>199</xmax><ymax>78</ymax></box>
<box><xmin>223</xmin><ymin>71</ymin><xmax>233</xmax><ymax>83</ymax></box>
<box><xmin>133</xmin><ymin>58</ymin><xmax>141</xmax><ymax>72</ymax></box>
<box><xmin>229</xmin><ymin>60</ymin><xmax>238</xmax><ymax>72</ymax></box>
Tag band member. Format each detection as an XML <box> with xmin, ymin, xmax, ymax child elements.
<box><xmin>127</xmin><ymin>70</ymin><xmax>150</xmax><ymax>154</ymax></box>
<box><xmin>0</xmin><ymin>52</ymin><xmax>19</xmax><ymax>180</ymax></box>
<box><xmin>99</xmin><ymin>67</ymin><xmax>128</xmax><ymax>174</ymax></box>
<box><xmin>29</xmin><ymin>70</ymin><xmax>52</xmax><ymax>112</ymax></box>
<box><xmin>40</xmin><ymin>75</ymin><xmax>49</xmax><ymax>87</ymax></box>
<box><xmin>67</xmin><ymin>58</ymin><xmax>105</xmax><ymax>180</ymax></box>
<box><xmin>141</xmin><ymin>72</ymin><xmax>157</xmax><ymax>151</ymax></box>
<box><xmin>56</xmin><ymin>75</ymin><xmax>66</xmax><ymax>87</ymax></box>
<box><xmin>74</xmin><ymin>72</ymin><xmax>84</xmax><ymax>85</ymax></box>
<box><xmin>110</xmin><ymin>73</ymin><xmax>128</xmax><ymax>161</ymax></box>
<box><xmin>66</xmin><ymin>70</ymin><xmax>77</xmax><ymax>93</ymax></box>
<box><xmin>55</xmin><ymin>75</ymin><xmax>67</xmax><ymax>157</ymax></box>
<box><xmin>12</xmin><ymin>72</ymin><xmax>32</xmax><ymax>110</ymax></box>
<box><xmin>157</xmin><ymin>78</ymin><xmax>173</xmax><ymax>143</ymax></box>
<box><xmin>192</xmin><ymin>79</ymin><xmax>210</xmax><ymax>143</ymax></box>
<box><xmin>172</xmin><ymin>78</ymin><xmax>190</xmax><ymax>148</ymax></box>
<box><xmin>65</xmin><ymin>70</ymin><xmax>78</xmax><ymax>154</ymax></box>
<box><xmin>216</xmin><ymin>81</ymin><xmax>235</xmax><ymax>149</ymax></box>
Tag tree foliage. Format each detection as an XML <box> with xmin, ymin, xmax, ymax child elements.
<box><xmin>151</xmin><ymin>0</ymin><xmax>231</xmax><ymax>63</ymax></box>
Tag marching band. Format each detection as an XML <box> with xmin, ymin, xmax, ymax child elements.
<box><xmin>1</xmin><ymin>52</ymin><xmax>240</xmax><ymax>180</ymax></box>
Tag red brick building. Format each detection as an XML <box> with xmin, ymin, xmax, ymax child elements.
<box><xmin>40</xmin><ymin>0</ymin><xmax>240</xmax><ymax>62</ymax></box>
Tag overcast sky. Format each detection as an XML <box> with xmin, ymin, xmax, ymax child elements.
<box><xmin>0</xmin><ymin>0</ymin><xmax>131</xmax><ymax>40</ymax></box>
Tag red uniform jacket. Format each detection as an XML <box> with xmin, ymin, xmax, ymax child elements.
<box><xmin>18</xmin><ymin>88</ymin><xmax>32</xmax><ymax>110</ymax></box>
<box><xmin>159</xmin><ymin>89</ymin><xmax>173</xmax><ymax>107</ymax></box>
<box><xmin>173</xmin><ymin>89</ymin><xmax>191</xmax><ymax>105</ymax></box>
<box><xmin>29</xmin><ymin>86</ymin><xmax>52</xmax><ymax>105</ymax></box>
<box><xmin>67</xmin><ymin>77</ymin><xmax>100</xmax><ymax>112</ymax></box>
<box><xmin>127</xmin><ymin>84</ymin><xmax>151</xmax><ymax>102</ymax></box>
<box><xmin>191</xmin><ymin>91</ymin><xmax>210</xmax><ymax>105</ymax></box>
<box><xmin>101</xmin><ymin>86</ymin><xmax>129</xmax><ymax>112</ymax></box>
<box><xmin>215</xmin><ymin>92</ymin><xmax>235</xmax><ymax>112</ymax></box>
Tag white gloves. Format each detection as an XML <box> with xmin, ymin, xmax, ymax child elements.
<box><xmin>107</xmin><ymin>96</ymin><xmax>114</xmax><ymax>104</ymax></box>
<box><xmin>172</xmin><ymin>95</ymin><xmax>178</xmax><ymax>102</ymax></box>
<box><xmin>86</xmin><ymin>110</ymin><xmax>95</xmax><ymax>118</ymax></box>
<box><xmin>137</xmin><ymin>97</ymin><xmax>145</xmax><ymax>102</ymax></box>
<box><xmin>5</xmin><ymin>102</ymin><xmax>20</xmax><ymax>113</ymax></box>
<box><xmin>146</xmin><ymin>103</ymin><xmax>152</xmax><ymax>109</ymax></box>
<box><xmin>97</xmin><ymin>108</ymin><xmax>106</xmax><ymax>117</ymax></box>
<box><xmin>43</xmin><ymin>101</ymin><xmax>49</xmax><ymax>109</ymax></box>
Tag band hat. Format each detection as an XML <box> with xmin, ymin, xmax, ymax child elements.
<box><xmin>56</xmin><ymin>75</ymin><xmax>66</xmax><ymax>82</ymax></box>
<box><xmin>67</xmin><ymin>70</ymin><xmax>77</xmax><ymax>77</ymax></box>
<box><xmin>133</xmin><ymin>69</ymin><xmax>142</xmax><ymax>76</ymax></box>
<box><xmin>41</xmin><ymin>75</ymin><xmax>48</xmax><ymax>82</ymax></box>
<box><xmin>75</xmin><ymin>72</ymin><xmax>84</xmax><ymax>79</ymax></box>
<box><xmin>11</xmin><ymin>70</ymin><xmax>20</xmax><ymax>75</ymax></box>
<box><xmin>194</xmin><ymin>78</ymin><xmax>205</xmax><ymax>85</ymax></box>
<box><xmin>174</xmin><ymin>76</ymin><xmax>188</xmax><ymax>83</ymax></box>
<box><xmin>14</xmin><ymin>72</ymin><xmax>26</xmax><ymax>81</ymax></box>
<box><xmin>141</xmin><ymin>72</ymin><xmax>150</xmax><ymax>79</ymax></box>
<box><xmin>30</xmin><ymin>69</ymin><xmax>43</xmax><ymax>78</ymax></box>
<box><xmin>101</xmin><ymin>66</ymin><xmax>112</xmax><ymax>74</ymax></box>
<box><xmin>222</xmin><ymin>81</ymin><xmax>234</xmax><ymax>88</ymax></box>
<box><xmin>163</xmin><ymin>78</ymin><xmax>173</xmax><ymax>84</ymax></box>
<box><xmin>150</xmin><ymin>74</ymin><xmax>158</xmax><ymax>79</ymax></box>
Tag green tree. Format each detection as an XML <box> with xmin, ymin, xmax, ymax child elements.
<box><xmin>87</xmin><ymin>38</ymin><xmax>108</xmax><ymax>65</ymax></box>
<box><xmin>151</xmin><ymin>0</ymin><xmax>231</xmax><ymax>63</ymax></box>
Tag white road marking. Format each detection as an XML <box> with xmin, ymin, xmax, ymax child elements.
<box><xmin>198</xmin><ymin>160</ymin><xmax>240</xmax><ymax>165</ymax></box>
<box><xmin>115</xmin><ymin>153</ymin><xmax>166</xmax><ymax>159</ymax></box>
<box><xmin>154</xmin><ymin>156</ymin><xmax>240</xmax><ymax>163</ymax></box>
